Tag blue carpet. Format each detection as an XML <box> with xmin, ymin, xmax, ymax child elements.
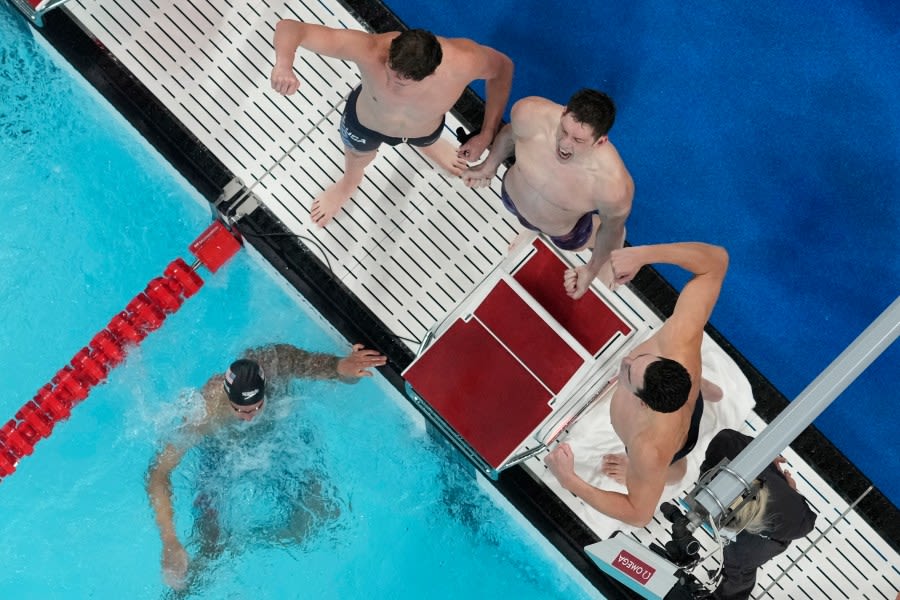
<box><xmin>382</xmin><ymin>1</ymin><xmax>900</xmax><ymax>504</ymax></box>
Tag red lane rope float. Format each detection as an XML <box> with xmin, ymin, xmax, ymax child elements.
<box><xmin>0</xmin><ymin>220</ymin><xmax>241</xmax><ymax>481</ymax></box>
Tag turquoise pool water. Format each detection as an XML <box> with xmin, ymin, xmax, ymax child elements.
<box><xmin>0</xmin><ymin>7</ymin><xmax>596</xmax><ymax>598</ymax></box>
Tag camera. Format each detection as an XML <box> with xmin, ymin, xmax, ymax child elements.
<box><xmin>647</xmin><ymin>502</ymin><xmax>714</xmax><ymax>599</ymax></box>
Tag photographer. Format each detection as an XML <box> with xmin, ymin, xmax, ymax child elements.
<box><xmin>700</xmin><ymin>429</ymin><xmax>817</xmax><ymax>599</ymax></box>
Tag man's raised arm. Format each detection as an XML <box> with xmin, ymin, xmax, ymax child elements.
<box><xmin>271</xmin><ymin>20</ymin><xmax>374</xmax><ymax>95</ymax></box>
<box><xmin>610</xmin><ymin>241</ymin><xmax>729</xmax><ymax>347</ymax></box>
<box><xmin>246</xmin><ymin>344</ymin><xmax>386</xmax><ymax>382</ymax></box>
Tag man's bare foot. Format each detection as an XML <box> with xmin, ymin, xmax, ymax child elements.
<box><xmin>419</xmin><ymin>138</ymin><xmax>467</xmax><ymax>176</ymax></box>
<box><xmin>310</xmin><ymin>179</ymin><xmax>357</xmax><ymax>227</ymax></box>
<box><xmin>601</xmin><ymin>453</ymin><xmax>628</xmax><ymax>485</ymax></box>
<box><xmin>508</xmin><ymin>229</ymin><xmax>537</xmax><ymax>252</ymax></box>
<box><xmin>462</xmin><ymin>161</ymin><xmax>498</xmax><ymax>188</ymax></box>
<box><xmin>700</xmin><ymin>377</ymin><xmax>723</xmax><ymax>402</ymax></box>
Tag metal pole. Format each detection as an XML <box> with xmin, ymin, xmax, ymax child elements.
<box><xmin>691</xmin><ymin>296</ymin><xmax>899</xmax><ymax>523</ymax></box>
<box><xmin>227</xmin><ymin>91</ymin><xmax>349</xmax><ymax>216</ymax></box>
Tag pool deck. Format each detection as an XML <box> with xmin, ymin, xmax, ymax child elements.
<box><xmin>37</xmin><ymin>0</ymin><xmax>900</xmax><ymax>597</ymax></box>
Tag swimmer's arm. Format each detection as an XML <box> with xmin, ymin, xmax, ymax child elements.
<box><xmin>552</xmin><ymin>444</ymin><xmax>666</xmax><ymax>527</ymax></box>
<box><xmin>147</xmin><ymin>442</ymin><xmax>189</xmax><ymax>547</ymax></box>
<box><xmin>630</xmin><ymin>243</ymin><xmax>729</xmax><ymax>353</ymax></box>
<box><xmin>567</xmin><ymin>474</ymin><xmax>663</xmax><ymax>528</ymax></box>
<box><xmin>585</xmin><ymin>191</ymin><xmax>632</xmax><ymax>276</ymax></box>
<box><xmin>147</xmin><ymin>397</ymin><xmax>213</xmax><ymax>549</ymax></box>
<box><xmin>147</xmin><ymin>430</ymin><xmax>206</xmax><ymax>590</ymax></box>
<box><xmin>273</xmin><ymin>20</ymin><xmax>376</xmax><ymax>66</ymax></box>
<box><xmin>563</xmin><ymin>184</ymin><xmax>632</xmax><ymax>298</ymax></box>
<box><xmin>253</xmin><ymin>344</ymin><xmax>386</xmax><ymax>383</ymax></box>
<box><xmin>464</xmin><ymin>98</ymin><xmax>530</xmax><ymax>177</ymax></box>
<box><xmin>456</xmin><ymin>40</ymin><xmax>514</xmax><ymax>158</ymax></box>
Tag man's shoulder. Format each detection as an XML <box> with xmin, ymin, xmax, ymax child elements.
<box><xmin>345</xmin><ymin>31</ymin><xmax>391</xmax><ymax>64</ymax></box>
<box><xmin>439</xmin><ymin>36</ymin><xmax>498</xmax><ymax>58</ymax></box>
<box><xmin>512</xmin><ymin>96</ymin><xmax>560</xmax><ymax>119</ymax></box>
<box><xmin>510</xmin><ymin>97</ymin><xmax>559</xmax><ymax>137</ymax></box>
<box><xmin>589</xmin><ymin>146</ymin><xmax>633</xmax><ymax>208</ymax></box>
<box><xmin>647</xmin><ymin>317</ymin><xmax>702</xmax><ymax>371</ymax></box>
<box><xmin>437</xmin><ymin>37</ymin><xmax>506</xmax><ymax>81</ymax></box>
<box><xmin>200</xmin><ymin>375</ymin><xmax>230</xmax><ymax>419</ymax></box>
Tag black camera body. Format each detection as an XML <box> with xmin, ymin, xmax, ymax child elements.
<box><xmin>648</xmin><ymin>502</ymin><xmax>715</xmax><ymax>599</ymax></box>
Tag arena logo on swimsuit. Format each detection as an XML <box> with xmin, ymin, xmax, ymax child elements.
<box><xmin>612</xmin><ymin>550</ymin><xmax>656</xmax><ymax>584</ymax></box>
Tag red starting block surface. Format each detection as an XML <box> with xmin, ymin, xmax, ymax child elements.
<box><xmin>513</xmin><ymin>241</ymin><xmax>632</xmax><ymax>354</ymax></box>
<box><xmin>404</xmin><ymin>317</ymin><xmax>553</xmax><ymax>468</ymax></box>
<box><xmin>404</xmin><ymin>240</ymin><xmax>633</xmax><ymax>471</ymax></box>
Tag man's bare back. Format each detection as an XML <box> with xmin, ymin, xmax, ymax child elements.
<box><xmin>544</xmin><ymin>242</ymin><xmax>728</xmax><ymax>527</ymax></box>
<box><xmin>351</xmin><ymin>35</ymin><xmax>489</xmax><ymax>138</ymax></box>
<box><xmin>463</xmin><ymin>93</ymin><xmax>633</xmax><ymax>298</ymax></box>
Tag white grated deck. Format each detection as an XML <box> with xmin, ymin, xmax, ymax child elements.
<box><xmin>63</xmin><ymin>0</ymin><xmax>899</xmax><ymax>598</ymax></box>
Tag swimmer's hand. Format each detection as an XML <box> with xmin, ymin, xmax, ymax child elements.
<box><xmin>338</xmin><ymin>344</ymin><xmax>387</xmax><ymax>379</ymax></box>
<box><xmin>461</xmin><ymin>160</ymin><xmax>499</xmax><ymax>189</ymax></box>
<box><xmin>609</xmin><ymin>247</ymin><xmax>645</xmax><ymax>286</ymax></box>
<box><xmin>161</xmin><ymin>537</ymin><xmax>189</xmax><ymax>590</ymax></box>
<box><xmin>544</xmin><ymin>443</ymin><xmax>579</xmax><ymax>490</ymax></box>
<box><xmin>457</xmin><ymin>131</ymin><xmax>491</xmax><ymax>164</ymax></box>
<box><xmin>270</xmin><ymin>64</ymin><xmax>300</xmax><ymax>96</ymax></box>
<box><xmin>563</xmin><ymin>266</ymin><xmax>590</xmax><ymax>300</ymax></box>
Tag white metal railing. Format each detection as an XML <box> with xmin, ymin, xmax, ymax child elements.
<box><xmin>9</xmin><ymin>0</ymin><xmax>78</xmax><ymax>26</ymax></box>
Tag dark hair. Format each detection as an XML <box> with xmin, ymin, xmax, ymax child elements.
<box><xmin>635</xmin><ymin>357</ymin><xmax>692</xmax><ymax>413</ymax></box>
<box><xmin>564</xmin><ymin>88</ymin><xmax>616</xmax><ymax>139</ymax></box>
<box><xmin>388</xmin><ymin>29</ymin><xmax>442</xmax><ymax>81</ymax></box>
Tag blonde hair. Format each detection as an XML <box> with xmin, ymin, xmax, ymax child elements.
<box><xmin>727</xmin><ymin>483</ymin><xmax>771</xmax><ymax>535</ymax></box>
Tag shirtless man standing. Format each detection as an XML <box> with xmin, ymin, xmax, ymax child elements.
<box><xmin>463</xmin><ymin>89</ymin><xmax>633</xmax><ymax>299</ymax></box>
<box><xmin>544</xmin><ymin>242</ymin><xmax>728</xmax><ymax>527</ymax></box>
<box><xmin>271</xmin><ymin>21</ymin><xmax>513</xmax><ymax>227</ymax></box>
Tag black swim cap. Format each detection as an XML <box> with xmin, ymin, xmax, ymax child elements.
<box><xmin>223</xmin><ymin>359</ymin><xmax>265</xmax><ymax>405</ymax></box>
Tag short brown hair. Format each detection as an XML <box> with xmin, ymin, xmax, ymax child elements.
<box><xmin>388</xmin><ymin>29</ymin><xmax>442</xmax><ymax>81</ymax></box>
<box><xmin>564</xmin><ymin>89</ymin><xmax>616</xmax><ymax>139</ymax></box>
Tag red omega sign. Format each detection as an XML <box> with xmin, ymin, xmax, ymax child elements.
<box><xmin>612</xmin><ymin>550</ymin><xmax>656</xmax><ymax>584</ymax></box>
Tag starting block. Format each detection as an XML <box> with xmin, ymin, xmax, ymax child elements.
<box><xmin>403</xmin><ymin>239</ymin><xmax>644</xmax><ymax>478</ymax></box>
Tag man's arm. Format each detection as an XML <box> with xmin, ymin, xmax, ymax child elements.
<box><xmin>147</xmin><ymin>433</ymin><xmax>199</xmax><ymax>589</ymax></box>
<box><xmin>271</xmin><ymin>20</ymin><xmax>375</xmax><ymax>95</ymax></box>
<box><xmin>610</xmin><ymin>242</ymin><xmax>729</xmax><ymax>352</ymax></box>
<box><xmin>545</xmin><ymin>442</ymin><xmax>666</xmax><ymax>527</ymax></box>
<box><xmin>456</xmin><ymin>41</ymin><xmax>514</xmax><ymax>161</ymax></box>
<box><xmin>147</xmin><ymin>444</ymin><xmax>188</xmax><ymax>559</ymax></box>
<box><xmin>563</xmin><ymin>188</ymin><xmax>633</xmax><ymax>299</ymax></box>
<box><xmin>462</xmin><ymin>97</ymin><xmax>540</xmax><ymax>188</ymax></box>
<box><xmin>247</xmin><ymin>343</ymin><xmax>386</xmax><ymax>382</ymax></box>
